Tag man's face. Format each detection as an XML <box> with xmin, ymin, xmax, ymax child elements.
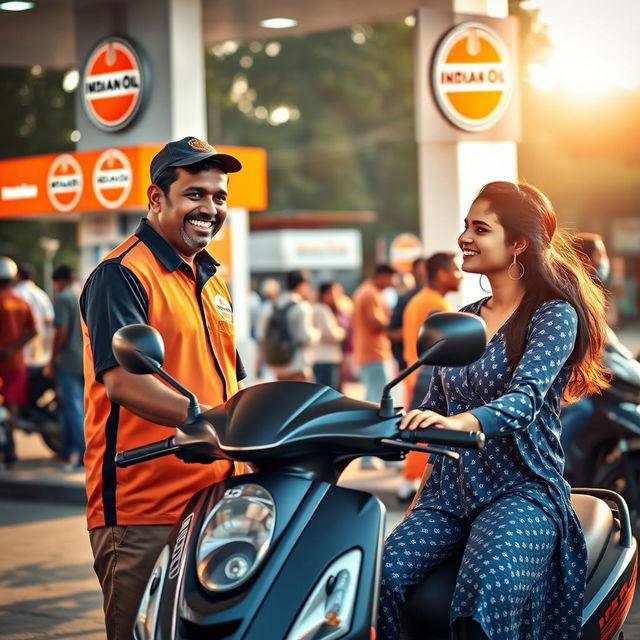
<box><xmin>148</xmin><ymin>167</ymin><xmax>229</xmax><ymax>258</ymax></box>
<box><xmin>438</xmin><ymin>258</ymin><xmax>463</xmax><ymax>293</ymax></box>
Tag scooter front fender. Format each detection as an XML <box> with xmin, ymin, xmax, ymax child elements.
<box><xmin>147</xmin><ymin>472</ymin><xmax>385</xmax><ymax>640</ymax></box>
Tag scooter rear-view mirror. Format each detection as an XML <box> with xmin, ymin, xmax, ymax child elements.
<box><xmin>416</xmin><ymin>311</ymin><xmax>487</xmax><ymax>367</ymax></box>
<box><xmin>112</xmin><ymin>324</ymin><xmax>165</xmax><ymax>374</ymax></box>
<box><xmin>379</xmin><ymin>312</ymin><xmax>487</xmax><ymax>417</ymax></box>
<box><xmin>112</xmin><ymin>324</ymin><xmax>201</xmax><ymax>422</ymax></box>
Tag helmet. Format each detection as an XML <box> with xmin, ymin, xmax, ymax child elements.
<box><xmin>0</xmin><ymin>257</ymin><xmax>18</xmax><ymax>281</ymax></box>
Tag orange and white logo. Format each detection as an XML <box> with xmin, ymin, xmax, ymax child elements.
<box><xmin>390</xmin><ymin>233</ymin><xmax>423</xmax><ymax>273</ymax></box>
<box><xmin>47</xmin><ymin>154</ymin><xmax>83</xmax><ymax>212</ymax></box>
<box><xmin>188</xmin><ymin>138</ymin><xmax>215</xmax><ymax>152</ymax></box>
<box><xmin>432</xmin><ymin>22</ymin><xmax>512</xmax><ymax>132</ymax></box>
<box><xmin>92</xmin><ymin>149</ymin><xmax>132</xmax><ymax>209</ymax></box>
<box><xmin>214</xmin><ymin>294</ymin><xmax>233</xmax><ymax>323</ymax></box>
<box><xmin>82</xmin><ymin>37</ymin><xmax>145</xmax><ymax>131</ymax></box>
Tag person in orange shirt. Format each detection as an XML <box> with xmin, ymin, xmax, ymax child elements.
<box><xmin>397</xmin><ymin>252</ymin><xmax>462</xmax><ymax>501</ymax></box>
<box><xmin>80</xmin><ymin>137</ymin><xmax>246</xmax><ymax>640</ymax></box>
<box><xmin>0</xmin><ymin>256</ymin><xmax>36</xmax><ymax>465</ymax></box>
<box><xmin>352</xmin><ymin>264</ymin><xmax>397</xmax><ymax>402</ymax></box>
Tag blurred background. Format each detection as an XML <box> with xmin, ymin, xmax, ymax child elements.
<box><xmin>0</xmin><ymin>0</ymin><xmax>638</xmax><ymax>324</ymax></box>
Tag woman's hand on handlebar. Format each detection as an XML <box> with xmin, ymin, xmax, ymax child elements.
<box><xmin>399</xmin><ymin>409</ymin><xmax>482</xmax><ymax>433</ymax></box>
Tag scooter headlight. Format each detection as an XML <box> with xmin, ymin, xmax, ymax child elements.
<box><xmin>196</xmin><ymin>484</ymin><xmax>276</xmax><ymax>592</ymax></box>
<box><xmin>286</xmin><ymin>548</ymin><xmax>362</xmax><ymax>640</ymax></box>
<box><xmin>133</xmin><ymin>545</ymin><xmax>170</xmax><ymax>640</ymax></box>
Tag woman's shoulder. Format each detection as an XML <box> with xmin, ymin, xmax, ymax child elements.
<box><xmin>458</xmin><ymin>297</ymin><xmax>490</xmax><ymax>314</ymax></box>
<box><xmin>530</xmin><ymin>299</ymin><xmax>578</xmax><ymax>327</ymax></box>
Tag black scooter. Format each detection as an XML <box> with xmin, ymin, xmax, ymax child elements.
<box><xmin>112</xmin><ymin>313</ymin><xmax>637</xmax><ymax>640</ymax></box>
<box><xmin>568</xmin><ymin>335</ymin><xmax>640</xmax><ymax>534</ymax></box>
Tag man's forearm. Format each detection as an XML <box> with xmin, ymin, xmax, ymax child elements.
<box><xmin>103</xmin><ymin>367</ymin><xmax>199</xmax><ymax>426</ymax></box>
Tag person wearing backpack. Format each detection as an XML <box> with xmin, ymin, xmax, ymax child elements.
<box><xmin>258</xmin><ymin>269</ymin><xmax>319</xmax><ymax>381</ymax></box>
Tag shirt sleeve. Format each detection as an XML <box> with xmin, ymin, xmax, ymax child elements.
<box><xmin>418</xmin><ymin>366</ymin><xmax>448</xmax><ymax>414</ymax></box>
<box><xmin>80</xmin><ymin>261</ymin><xmax>149</xmax><ymax>382</ymax></box>
<box><xmin>469</xmin><ymin>301</ymin><xmax>578</xmax><ymax>437</ymax></box>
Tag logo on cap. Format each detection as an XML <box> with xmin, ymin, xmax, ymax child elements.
<box><xmin>432</xmin><ymin>22</ymin><xmax>512</xmax><ymax>132</ymax></box>
<box><xmin>82</xmin><ymin>37</ymin><xmax>146</xmax><ymax>132</ymax></box>
<box><xmin>188</xmin><ymin>138</ymin><xmax>216</xmax><ymax>153</ymax></box>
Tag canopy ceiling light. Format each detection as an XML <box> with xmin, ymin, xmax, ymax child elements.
<box><xmin>0</xmin><ymin>1</ymin><xmax>36</xmax><ymax>10</ymax></box>
<box><xmin>260</xmin><ymin>17</ymin><xmax>297</xmax><ymax>29</ymax></box>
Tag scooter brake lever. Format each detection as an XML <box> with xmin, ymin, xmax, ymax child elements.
<box><xmin>378</xmin><ymin>438</ymin><xmax>460</xmax><ymax>461</ymax></box>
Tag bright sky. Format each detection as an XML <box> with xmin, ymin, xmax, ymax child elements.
<box><xmin>527</xmin><ymin>0</ymin><xmax>640</xmax><ymax>95</ymax></box>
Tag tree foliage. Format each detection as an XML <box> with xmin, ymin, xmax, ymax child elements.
<box><xmin>206</xmin><ymin>21</ymin><xmax>419</xmax><ymax>263</ymax></box>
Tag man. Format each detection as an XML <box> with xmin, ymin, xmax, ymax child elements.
<box><xmin>259</xmin><ymin>269</ymin><xmax>319</xmax><ymax>381</ymax></box>
<box><xmin>352</xmin><ymin>264</ymin><xmax>396</xmax><ymax>402</ymax></box>
<box><xmin>80</xmin><ymin>137</ymin><xmax>246</xmax><ymax>639</ymax></box>
<box><xmin>45</xmin><ymin>265</ymin><xmax>84</xmax><ymax>472</ymax></box>
<box><xmin>14</xmin><ymin>263</ymin><xmax>54</xmax><ymax>371</ymax></box>
<box><xmin>0</xmin><ymin>257</ymin><xmax>36</xmax><ymax>464</ymax></box>
<box><xmin>398</xmin><ymin>252</ymin><xmax>462</xmax><ymax>501</ymax></box>
<box><xmin>386</xmin><ymin>257</ymin><xmax>428</xmax><ymax>370</ymax></box>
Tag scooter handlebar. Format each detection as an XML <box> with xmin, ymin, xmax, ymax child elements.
<box><xmin>404</xmin><ymin>427</ymin><xmax>485</xmax><ymax>450</ymax></box>
<box><xmin>115</xmin><ymin>437</ymin><xmax>180</xmax><ymax>467</ymax></box>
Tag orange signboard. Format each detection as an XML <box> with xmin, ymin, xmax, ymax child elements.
<box><xmin>432</xmin><ymin>22</ymin><xmax>512</xmax><ymax>132</ymax></box>
<box><xmin>0</xmin><ymin>144</ymin><xmax>267</xmax><ymax>219</ymax></box>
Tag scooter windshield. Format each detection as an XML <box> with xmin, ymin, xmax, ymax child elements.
<box><xmin>202</xmin><ymin>381</ymin><xmax>399</xmax><ymax>462</ymax></box>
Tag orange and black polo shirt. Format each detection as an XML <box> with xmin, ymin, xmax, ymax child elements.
<box><xmin>80</xmin><ymin>219</ymin><xmax>246</xmax><ymax>530</ymax></box>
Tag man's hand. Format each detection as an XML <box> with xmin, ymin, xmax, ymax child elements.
<box><xmin>175</xmin><ymin>448</ymin><xmax>218</xmax><ymax>464</ymax></box>
<box><xmin>399</xmin><ymin>410</ymin><xmax>482</xmax><ymax>433</ymax></box>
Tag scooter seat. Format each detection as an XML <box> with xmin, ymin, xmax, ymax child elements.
<box><xmin>402</xmin><ymin>494</ymin><xmax>615</xmax><ymax>639</ymax></box>
<box><xmin>571</xmin><ymin>493</ymin><xmax>614</xmax><ymax>579</ymax></box>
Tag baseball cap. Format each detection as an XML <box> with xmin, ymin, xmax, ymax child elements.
<box><xmin>150</xmin><ymin>136</ymin><xmax>242</xmax><ymax>184</ymax></box>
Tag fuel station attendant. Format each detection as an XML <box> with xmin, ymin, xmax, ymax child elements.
<box><xmin>80</xmin><ymin>137</ymin><xmax>246</xmax><ymax>640</ymax></box>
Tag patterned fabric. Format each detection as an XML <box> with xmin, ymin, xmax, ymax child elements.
<box><xmin>378</xmin><ymin>299</ymin><xmax>587</xmax><ymax>640</ymax></box>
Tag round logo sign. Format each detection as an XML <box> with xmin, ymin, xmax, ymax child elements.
<box><xmin>93</xmin><ymin>148</ymin><xmax>133</xmax><ymax>209</ymax></box>
<box><xmin>432</xmin><ymin>22</ymin><xmax>512</xmax><ymax>132</ymax></box>
<box><xmin>82</xmin><ymin>37</ymin><xmax>145</xmax><ymax>132</ymax></box>
<box><xmin>390</xmin><ymin>233</ymin><xmax>423</xmax><ymax>273</ymax></box>
<box><xmin>47</xmin><ymin>154</ymin><xmax>83</xmax><ymax>212</ymax></box>
<box><xmin>214</xmin><ymin>294</ymin><xmax>233</xmax><ymax>323</ymax></box>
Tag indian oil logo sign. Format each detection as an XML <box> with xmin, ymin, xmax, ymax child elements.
<box><xmin>81</xmin><ymin>37</ymin><xmax>146</xmax><ymax>132</ymax></box>
<box><xmin>432</xmin><ymin>22</ymin><xmax>512</xmax><ymax>132</ymax></box>
<box><xmin>47</xmin><ymin>154</ymin><xmax>83</xmax><ymax>212</ymax></box>
<box><xmin>93</xmin><ymin>149</ymin><xmax>132</xmax><ymax>209</ymax></box>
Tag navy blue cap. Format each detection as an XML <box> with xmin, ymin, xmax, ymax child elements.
<box><xmin>150</xmin><ymin>136</ymin><xmax>242</xmax><ymax>183</ymax></box>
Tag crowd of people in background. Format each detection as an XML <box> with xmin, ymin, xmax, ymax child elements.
<box><xmin>0</xmin><ymin>257</ymin><xmax>84</xmax><ymax>471</ymax></box>
<box><xmin>251</xmin><ymin>253</ymin><xmax>468</xmax><ymax>491</ymax></box>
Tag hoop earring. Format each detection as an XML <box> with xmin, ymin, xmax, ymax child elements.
<box><xmin>479</xmin><ymin>274</ymin><xmax>491</xmax><ymax>293</ymax></box>
<box><xmin>508</xmin><ymin>253</ymin><xmax>525</xmax><ymax>280</ymax></box>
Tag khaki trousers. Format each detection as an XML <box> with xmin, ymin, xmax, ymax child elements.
<box><xmin>89</xmin><ymin>525</ymin><xmax>172</xmax><ymax>640</ymax></box>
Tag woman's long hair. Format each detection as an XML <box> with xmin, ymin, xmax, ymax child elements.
<box><xmin>475</xmin><ymin>181</ymin><xmax>609</xmax><ymax>402</ymax></box>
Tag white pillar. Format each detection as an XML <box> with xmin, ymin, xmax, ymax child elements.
<box><xmin>169</xmin><ymin>0</ymin><xmax>207</xmax><ymax>139</ymax></box>
<box><xmin>415</xmin><ymin>0</ymin><xmax>517</xmax><ymax>309</ymax></box>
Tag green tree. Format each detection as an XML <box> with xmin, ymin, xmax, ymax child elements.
<box><xmin>0</xmin><ymin>66</ymin><xmax>77</xmax><ymax>285</ymax></box>
<box><xmin>206</xmin><ymin>21</ymin><xmax>419</xmax><ymax>265</ymax></box>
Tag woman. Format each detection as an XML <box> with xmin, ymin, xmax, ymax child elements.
<box><xmin>312</xmin><ymin>281</ymin><xmax>346</xmax><ymax>389</ymax></box>
<box><xmin>378</xmin><ymin>182</ymin><xmax>609</xmax><ymax>640</ymax></box>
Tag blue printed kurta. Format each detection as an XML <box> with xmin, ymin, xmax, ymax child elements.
<box><xmin>378</xmin><ymin>299</ymin><xmax>587</xmax><ymax>640</ymax></box>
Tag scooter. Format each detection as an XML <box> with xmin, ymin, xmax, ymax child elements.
<box><xmin>111</xmin><ymin>312</ymin><xmax>637</xmax><ymax>640</ymax></box>
<box><xmin>567</xmin><ymin>334</ymin><xmax>640</xmax><ymax>534</ymax></box>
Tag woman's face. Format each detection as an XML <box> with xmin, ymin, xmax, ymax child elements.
<box><xmin>458</xmin><ymin>198</ymin><xmax>514</xmax><ymax>275</ymax></box>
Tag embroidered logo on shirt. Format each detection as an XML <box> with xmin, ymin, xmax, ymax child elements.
<box><xmin>214</xmin><ymin>294</ymin><xmax>233</xmax><ymax>322</ymax></box>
